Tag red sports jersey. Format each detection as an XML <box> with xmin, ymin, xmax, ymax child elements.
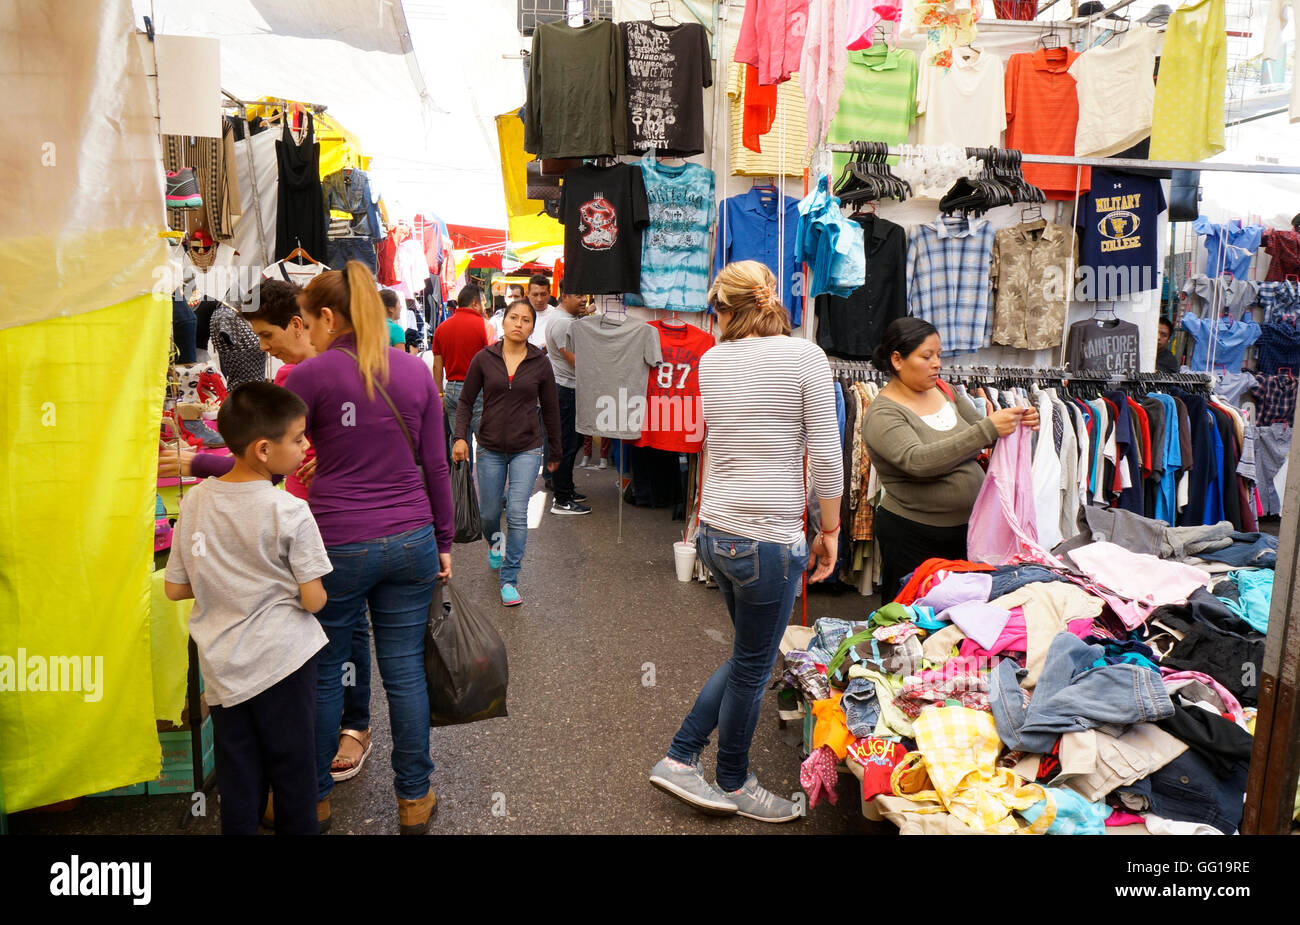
<box><xmin>634</xmin><ymin>320</ymin><xmax>716</xmax><ymax>453</ymax></box>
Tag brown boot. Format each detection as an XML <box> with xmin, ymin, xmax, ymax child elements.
<box><xmin>397</xmin><ymin>790</ymin><xmax>437</xmax><ymax>835</ymax></box>
<box><xmin>317</xmin><ymin>797</ymin><xmax>332</xmax><ymax>835</ymax></box>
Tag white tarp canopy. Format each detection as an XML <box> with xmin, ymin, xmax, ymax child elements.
<box><xmin>133</xmin><ymin>0</ymin><xmax>526</xmax><ymax>226</ymax></box>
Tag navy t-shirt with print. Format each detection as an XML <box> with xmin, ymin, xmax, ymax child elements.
<box><xmin>1076</xmin><ymin>168</ymin><xmax>1167</xmax><ymax>299</ymax></box>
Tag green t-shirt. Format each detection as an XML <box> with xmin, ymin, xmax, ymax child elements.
<box><xmin>387</xmin><ymin>319</ymin><xmax>405</xmax><ymax>347</ymax></box>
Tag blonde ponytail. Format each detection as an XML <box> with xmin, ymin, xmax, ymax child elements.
<box><xmin>299</xmin><ymin>261</ymin><xmax>391</xmax><ymax>400</ymax></box>
<box><xmin>708</xmin><ymin>260</ymin><xmax>792</xmax><ymax>341</ymax></box>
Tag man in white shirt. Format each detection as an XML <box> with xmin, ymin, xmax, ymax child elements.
<box><xmin>527</xmin><ymin>274</ymin><xmax>554</xmax><ymax>350</ymax></box>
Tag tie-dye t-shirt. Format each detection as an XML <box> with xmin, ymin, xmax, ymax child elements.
<box><xmin>630</xmin><ymin>160</ymin><xmax>715</xmax><ymax>311</ymax></box>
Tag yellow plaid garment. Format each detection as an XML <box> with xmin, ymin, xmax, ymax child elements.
<box><xmin>890</xmin><ymin>706</ymin><xmax>1056</xmax><ymax>834</ymax></box>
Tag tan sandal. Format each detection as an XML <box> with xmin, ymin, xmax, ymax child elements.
<box><xmin>330</xmin><ymin>728</ymin><xmax>372</xmax><ymax>782</ymax></box>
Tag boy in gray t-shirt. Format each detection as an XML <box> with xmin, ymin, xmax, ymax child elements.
<box><xmin>165</xmin><ymin>382</ymin><xmax>332</xmax><ymax>834</ymax></box>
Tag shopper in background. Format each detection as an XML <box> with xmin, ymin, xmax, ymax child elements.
<box><xmin>578</xmin><ymin>434</ymin><xmax>613</xmax><ymax>470</ymax></box>
<box><xmin>1156</xmin><ymin>317</ymin><xmax>1180</xmax><ymax>373</ymax></box>
<box><xmin>380</xmin><ymin>289</ymin><xmax>408</xmax><ymax>349</ymax></box>
<box><xmin>290</xmin><ymin>260</ymin><xmax>454</xmax><ymax>835</ymax></box>
<box><xmin>432</xmin><ymin>284</ymin><xmax>494</xmax><ymax>469</ymax></box>
<box><xmin>452</xmin><ymin>298</ymin><xmax>562</xmax><ymax>607</ymax></box>
<box><xmin>650</xmin><ymin>261</ymin><xmax>842</xmax><ymax>824</ymax></box>
<box><xmin>526</xmin><ymin>274</ymin><xmax>555</xmax><ymax>489</ymax></box>
<box><xmin>861</xmin><ymin>317</ymin><xmax>1039</xmax><ymax>602</ymax></box>
<box><xmin>545</xmin><ymin>280</ymin><xmax>593</xmax><ymax>515</ymax></box>
<box><xmin>164</xmin><ymin>381</ymin><xmax>331</xmax><ymax>835</ymax></box>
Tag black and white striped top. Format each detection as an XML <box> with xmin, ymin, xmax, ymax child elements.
<box><xmin>698</xmin><ymin>336</ymin><xmax>844</xmax><ymax>544</ymax></box>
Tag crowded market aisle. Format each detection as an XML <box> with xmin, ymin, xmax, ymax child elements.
<box><xmin>11</xmin><ymin>464</ymin><xmax>882</xmax><ymax>836</ymax></box>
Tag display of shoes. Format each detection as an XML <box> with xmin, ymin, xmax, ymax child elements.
<box><xmin>196</xmin><ymin>369</ymin><xmax>228</xmax><ymax>405</ymax></box>
<box><xmin>165</xmin><ymin>167</ymin><xmax>203</xmax><ymax>209</ymax></box>
<box><xmin>182</xmin><ymin>417</ymin><xmax>226</xmax><ymax>448</ymax></box>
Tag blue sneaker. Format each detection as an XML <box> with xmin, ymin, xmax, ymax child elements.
<box><xmin>488</xmin><ymin>548</ymin><xmax>503</xmax><ymax>570</ymax></box>
<box><xmin>500</xmin><ymin>584</ymin><xmax>522</xmax><ymax>607</ymax></box>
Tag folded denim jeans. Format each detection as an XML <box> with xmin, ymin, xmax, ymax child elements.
<box><xmin>991</xmin><ymin>633</ymin><xmax>1176</xmax><ymax>753</ymax></box>
<box><xmin>1117</xmin><ymin>751</ymin><xmax>1249</xmax><ymax>834</ymax></box>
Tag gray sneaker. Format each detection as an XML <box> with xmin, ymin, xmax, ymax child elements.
<box><xmin>722</xmin><ymin>774</ymin><xmax>802</xmax><ymax>823</ymax></box>
<box><xmin>649</xmin><ymin>757</ymin><xmax>738</xmax><ymax>816</ymax></box>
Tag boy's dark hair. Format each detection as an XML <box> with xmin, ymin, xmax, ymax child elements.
<box><xmin>528</xmin><ymin>273</ymin><xmax>550</xmax><ymax>291</ymax></box>
<box><xmin>216</xmin><ymin>382</ymin><xmax>308</xmax><ymax>456</ymax></box>
<box><xmin>457</xmin><ymin>284</ymin><xmax>482</xmax><ymax>307</ymax></box>
<box><xmin>1158</xmin><ymin>317</ymin><xmax>1173</xmax><ymax>332</ymax></box>
<box><xmin>380</xmin><ymin>289</ymin><xmax>401</xmax><ymax>311</ymax></box>
<box><xmin>246</xmin><ymin>280</ymin><xmax>301</xmax><ymax>329</ymax></box>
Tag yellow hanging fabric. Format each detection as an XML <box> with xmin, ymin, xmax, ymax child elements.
<box><xmin>1149</xmin><ymin>0</ymin><xmax>1227</xmax><ymax>161</ymax></box>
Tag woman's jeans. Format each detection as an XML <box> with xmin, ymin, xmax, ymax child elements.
<box><xmin>340</xmin><ymin>619</ymin><xmax>371</xmax><ymax>733</ymax></box>
<box><xmin>668</xmin><ymin>525</ymin><xmax>807</xmax><ymax>792</ymax></box>
<box><xmin>477</xmin><ymin>447</ymin><xmax>543</xmax><ymax>587</ymax></box>
<box><xmin>315</xmin><ymin>525</ymin><xmax>437</xmax><ymax>801</ymax></box>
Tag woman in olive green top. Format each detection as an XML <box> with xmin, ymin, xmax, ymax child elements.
<box><xmin>862</xmin><ymin>318</ymin><xmax>1038</xmax><ymax>600</ymax></box>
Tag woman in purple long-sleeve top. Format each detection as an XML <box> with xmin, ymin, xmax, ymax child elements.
<box><xmin>287</xmin><ymin>261</ymin><xmax>453</xmax><ymax>835</ymax></box>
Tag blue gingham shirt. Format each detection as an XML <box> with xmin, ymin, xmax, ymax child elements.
<box><xmin>907</xmin><ymin>215</ymin><xmax>995</xmax><ymax>355</ymax></box>
<box><xmin>1256</xmin><ymin>281</ymin><xmax>1300</xmax><ymax>322</ymax></box>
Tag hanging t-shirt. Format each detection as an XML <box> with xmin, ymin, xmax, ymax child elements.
<box><xmin>1068</xmin><ymin>25</ymin><xmax>1161</xmax><ymax>158</ymax></box>
<box><xmin>1076</xmin><ymin>168</ymin><xmax>1167</xmax><ymax>299</ymax></box>
<box><xmin>1004</xmin><ymin>47</ymin><xmax>1091</xmax><ymax>200</ymax></box>
<box><xmin>525</xmin><ymin>20</ymin><xmax>628</xmax><ymax>160</ymax></box>
<box><xmin>827</xmin><ymin>46</ymin><xmax>918</xmax><ymax>182</ymax></box>
<box><xmin>559</xmin><ymin>163</ymin><xmax>650</xmax><ymax>295</ymax></box>
<box><xmin>569</xmin><ymin>315</ymin><xmax>664</xmax><ymax>439</ymax></box>
<box><xmin>627</xmin><ymin>160</ymin><xmax>715</xmax><ymax>311</ymax></box>
<box><xmin>1066</xmin><ymin>318</ymin><xmax>1140</xmax><ymax>374</ymax></box>
<box><xmin>261</xmin><ymin>259</ymin><xmax>326</xmax><ymax>287</ymax></box>
<box><xmin>916</xmin><ymin>46</ymin><xmax>1005</xmax><ymax>149</ymax></box>
<box><xmin>632</xmin><ymin>320</ymin><xmax>716</xmax><ymax>453</ymax></box>
<box><xmin>1149</xmin><ymin>0</ymin><xmax>1226</xmax><ymax>162</ymax></box>
<box><xmin>621</xmin><ymin>21</ymin><xmax>712</xmax><ymax>157</ymax></box>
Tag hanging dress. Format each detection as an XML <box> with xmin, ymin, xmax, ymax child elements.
<box><xmin>275</xmin><ymin>112</ymin><xmax>328</xmax><ymax>263</ymax></box>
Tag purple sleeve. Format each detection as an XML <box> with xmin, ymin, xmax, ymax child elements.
<box><xmin>421</xmin><ymin>377</ymin><xmax>456</xmax><ymax>554</ymax></box>
<box><xmin>190</xmin><ymin>453</ymin><xmax>234</xmax><ymax>478</ymax></box>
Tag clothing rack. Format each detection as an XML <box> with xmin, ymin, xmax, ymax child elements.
<box><xmin>827</xmin><ymin>359</ymin><xmax>1214</xmax><ymax>392</ymax></box>
<box><xmin>824</xmin><ymin>143</ymin><xmax>1300</xmax><ymax>176</ymax></box>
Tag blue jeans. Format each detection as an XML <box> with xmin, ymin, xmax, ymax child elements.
<box><xmin>477</xmin><ymin>447</ymin><xmax>542</xmax><ymax>587</ymax></box>
<box><xmin>340</xmin><ymin>618</ymin><xmax>371</xmax><ymax>732</ymax></box>
<box><xmin>314</xmin><ymin>525</ymin><xmax>437</xmax><ymax>800</ymax></box>
<box><xmin>442</xmin><ymin>380</ymin><xmax>484</xmax><ymax>470</ymax></box>
<box><xmin>668</xmin><ymin>525</ymin><xmax>806</xmax><ymax>791</ymax></box>
<box><xmin>327</xmin><ymin>237</ymin><xmax>377</xmax><ymax>273</ymax></box>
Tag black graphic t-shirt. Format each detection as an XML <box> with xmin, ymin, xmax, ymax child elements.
<box><xmin>621</xmin><ymin>21</ymin><xmax>713</xmax><ymax>157</ymax></box>
<box><xmin>1066</xmin><ymin>318</ymin><xmax>1141</xmax><ymax>375</ymax></box>
<box><xmin>1076</xmin><ymin>168</ymin><xmax>1167</xmax><ymax>299</ymax></box>
<box><xmin>559</xmin><ymin>163</ymin><xmax>650</xmax><ymax>295</ymax></box>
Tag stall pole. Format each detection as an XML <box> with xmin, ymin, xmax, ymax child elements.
<box><xmin>1242</xmin><ymin>433</ymin><xmax>1300</xmax><ymax>833</ymax></box>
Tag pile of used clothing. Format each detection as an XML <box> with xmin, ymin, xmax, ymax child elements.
<box><xmin>781</xmin><ymin>508</ymin><xmax>1286</xmax><ymax>835</ymax></box>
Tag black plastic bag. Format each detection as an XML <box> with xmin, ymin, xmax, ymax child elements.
<box><xmin>452</xmin><ymin>460</ymin><xmax>482</xmax><ymax>544</ymax></box>
<box><xmin>424</xmin><ymin>580</ymin><xmax>508</xmax><ymax>726</ymax></box>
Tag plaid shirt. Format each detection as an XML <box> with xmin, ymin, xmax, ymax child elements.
<box><xmin>907</xmin><ymin>215</ymin><xmax>995</xmax><ymax>355</ymax></box>
<box><xmin>1256</xmin><ymin>320</ymin><xmax>1300</xmax><ymax>376</ymax></box>
<box><xmin>1252</xmin><ymin>371</ymin><xmax>1298</xmax><ymax>425</ymax></box>
<box><xmin>891</xmin><ymin>706</ymin><xmax>1053</xmax><ymax>834</ymax></box>
<box><xmin>1256</xmin><ymin>282</ymin><xmax>1300</xmax><ymax>322</ymax></box>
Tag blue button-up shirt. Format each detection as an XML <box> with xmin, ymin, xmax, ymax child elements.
<box><xmin>715</xmin><ymin>187</ymin><xmax>802</xmax><ymax>324</ymax></box>
<box><xmin>907</xmin><ymin>215</ymin><xmax>995</xmax><ymax>355</ymax></box>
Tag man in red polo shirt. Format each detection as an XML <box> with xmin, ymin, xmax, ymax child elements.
<box><xmin>433</xmin><ymin>284</ymin><xmax>494</xmax><ymax>469</ymax></box>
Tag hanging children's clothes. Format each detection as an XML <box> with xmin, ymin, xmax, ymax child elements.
<box><xmin>907</xmin><ymin>214</ymin><xmax>995</xmax><ymax>355</ymax></box>
<box><xmin>796</xmin><ymin>174</ymin><xmax>866</xmax><ymax>299</ymax></box>
<box><xmin>1180</xmin><ymin>314</ymin><xmax>1261</xmax><ymax>372</ymax></box>
<box><xmin>1194</xmin><ymin>217</ymin><xmax>1264</xmax><ymax>279</ymax></box>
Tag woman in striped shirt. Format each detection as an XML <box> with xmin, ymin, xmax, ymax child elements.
<box><xmin>650</xmin><ymin>261</ymin><xmax>843</xmax><ymax>824</ymax></box>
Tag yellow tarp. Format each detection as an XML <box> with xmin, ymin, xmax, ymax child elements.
<box><xmin>0</xmin><ymin>295</ymin><xmax>171</xmax><ymax>810</ymax></box>
<box><xmin>495</xmin><ymin>111</ymin><xmax>564</xmax><ymax>248</ymax></box>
